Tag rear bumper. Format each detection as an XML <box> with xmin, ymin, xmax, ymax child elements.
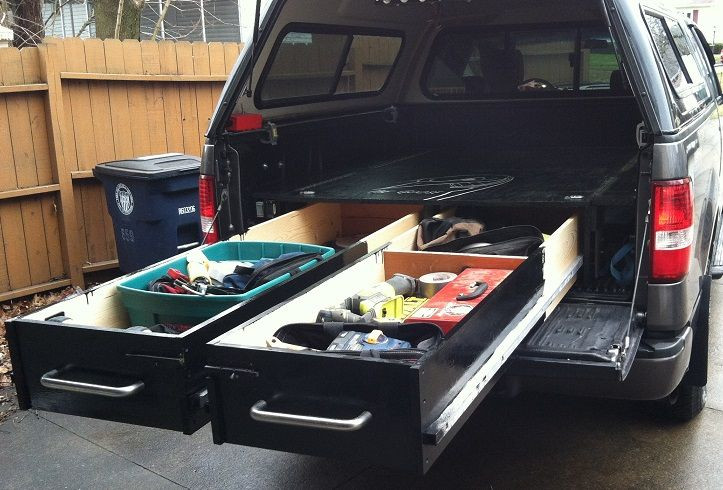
<box><xmin>509</xmin><ymin>327</ymin><xmax>692</xmax><ymax>401</ymax></box>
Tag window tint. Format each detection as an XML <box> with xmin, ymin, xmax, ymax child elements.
<box><xmin>336</xmin><ymin>35</ymin><xmax>403</xmax><ymax>94</ymax></box>
<box><xmin>425</xmin><ymin>33</ymin><xmax>505</xmax><ymax>96</ymax></box>
<box><xmin>424</xmin><ymin>26</ymin><xmax>621</xmax><ymax>98</ymax></box>
<box><xmin>644</xmin><ymin>13</ymin><xmax>712</xmax><ymax>109</ymax></box>
<box><xmin>580</xmin><ymin>29</ymin><xmax>620</xmax><ymax>90</ymax></box>
<box><xmin>511</xmin><ymin>29</ymin><xmax>576</xmax><ymax>91</ymax></box>
<box><xmin>260</xmin><ymin>29</ymin><xmax>402</xmax><ymax>104</ymax></box>
<box><xmin>262</xmin><ymin>33</ymin><xmax>348</xmax><ymax>101</ymax></box>
<box><xmin>666</xmin><ymin>20</ymin><xmax>704</xmax><ymax>85</ymax></box>
<box><xmin>645</xmin><ymin>14</ymin><xmax>688</xmax><ymax>91</ymax></box>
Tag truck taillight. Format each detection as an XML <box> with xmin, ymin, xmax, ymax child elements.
<box><xmin>651</xmin><ymin>178</ymin><xmax>693</xmax><ymax>283</ymax></box>
<box><xmin>199</xmin><ymin>174</ymin><xmax>219</xmax><ymax>244</ymax></box>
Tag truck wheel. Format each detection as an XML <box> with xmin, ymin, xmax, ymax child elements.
<box><xmin>659</xmin><ymin>272</ymin><xmax>711</xmax><ymax>422</ymax></box>
<box><xmin>663</xmin><ymin>380</ymin><xmax>707</xmax><ymax>421</ymax></box>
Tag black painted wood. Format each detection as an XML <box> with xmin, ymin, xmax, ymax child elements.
<box><xmin>7</xmin><ymin>244</ymin><xmax>362</xmax><ymax>434</ymax></box>
<box><xmin>205</xmin><ymin>251</ymin><xmax>543</xmax><ymax>473</ymax></box>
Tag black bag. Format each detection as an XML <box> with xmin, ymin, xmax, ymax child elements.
<box><xmin>273</xmin><ymin>322</ymin><xmax>444</xmax><ymax>362</ymax></box>
<box><xmin>225</xmin><ymin>252</ymin><xmax>324</xmax><ymax>292</ymax></box>
<box><xmin>425</xmin><ymin>225</ymin><xmax>544</xmax><ymax>256</ymax></box>
<box><xmin>416</xmin><ymin>218</ymin><xmax>485</xmax><ymax>250</ymax></box>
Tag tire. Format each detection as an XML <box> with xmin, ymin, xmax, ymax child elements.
<box><xmin>658</xmin><ymin>274</ymin><xmax>710</xmax><ymax>422</ymax></box>
<box><xmin>663</xmin><ymin>379</ymin><xmax>707</xmax><ymax>422</ymax></box>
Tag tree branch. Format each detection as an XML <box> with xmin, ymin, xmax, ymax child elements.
<box><xmin>114</xmin><ymin>0</ymin><xmax>126</xmax><ymax>38</ymax></box>
<box><xmin>151</xmin><ymin>0</ymin><xmax>172</xmax><ymax>41</ymax></box>
<box><xmin>76</xmin><ymin>15</ymin><xmax>95</xmax><ymax>37</ymax></box>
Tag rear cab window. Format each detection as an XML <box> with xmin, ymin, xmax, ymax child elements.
<box><xmin>423</xmin><ymin>24</ymin><xmax>625</xmax><ymax>99</ymax></box>
<box><xmin>257</xmin><ymin>25</ymin><xmax>403</xmax><ymax>108</ymax></box>
<box><xmin>643</xmin><ymin>12</ymin><xmax>711</xmax><ymax>124</ymax></box>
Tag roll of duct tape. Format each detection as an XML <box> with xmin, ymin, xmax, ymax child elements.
<box><xmin>419</xmin><ymin>272</ymin><xmax>458</xmax><ymax>298</ymax></box>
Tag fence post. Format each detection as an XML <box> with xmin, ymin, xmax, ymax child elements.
<box><xmin>39</xmin><ymin>42</ymin><xmax>84</xmax><ymax>288</ymax></box>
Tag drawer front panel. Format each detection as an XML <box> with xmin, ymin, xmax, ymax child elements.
<box><xmin>207</xmin><ymin>348</ymin><xmax>423</xmax><ymax>472</ymax></box>
<box><xmin>8</xmin><ymin>321</ymin><xmax>198</xmax><ymax>432</ymax></box>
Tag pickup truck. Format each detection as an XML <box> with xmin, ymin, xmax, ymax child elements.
<box><xmin>7</xmin><ymin>0</ymin><xmax>723</xmax><ymax>475</ymax></box>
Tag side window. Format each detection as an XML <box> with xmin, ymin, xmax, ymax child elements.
<box><xmin>644</xmin><ymin>13</ymin><xmax>710</xmax><ymax>105</ymax></box>
<box><xmin>645</xmin><ymin>14</ymin><xmax>689</xmax><ymax>92</ymax></box>
<box><xmin>259</xmin><ymin>29</ymin><xmax>403</xmax><ymax>105</ymax></box>
<box><xmin>665</xmin><ymin>20</ymin><xmax>703</xmax><ymax>86</ymax></box>
<box><xmin>688</xmin><ymin>26</ymin><xmax>722</xmax><ymax>95</ymax></box>
<box><xmin>262</xmin><ymin>33</ymin><xmax>349</xmax><ymax>101</ymax></box>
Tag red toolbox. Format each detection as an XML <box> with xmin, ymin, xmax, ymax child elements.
<box><xmin>405</xmin><ymin>268</ymin><xmax>513</xmax><ymax>335</ymax></box>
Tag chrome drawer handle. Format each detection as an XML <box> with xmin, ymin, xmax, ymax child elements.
<box><xmin>40</xmin><ymin>369</ymin><xmax>145</xmax><ymax>398</ymax></box>
<box><xmin>249</xmin><ymin>400</ymin><xmax>372</xmax><ymax>432</ymax></box>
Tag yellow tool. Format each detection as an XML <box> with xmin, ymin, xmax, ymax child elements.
<box><xmin>317</xmin><ymin>274</ymin><xmax>418</xmax><ymax>324</ymax></box>
<box><xmin>402</xmin><ymin>297</ymin><xmax>429</xmax><ymax>320</ymax></box>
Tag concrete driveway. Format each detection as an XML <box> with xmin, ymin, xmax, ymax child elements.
<box><xmin>2</xmin><ymin>283</ymin><xmax>722</xmax><ymax>489</ymax></box>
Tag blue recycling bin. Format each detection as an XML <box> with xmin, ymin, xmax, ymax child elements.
<box><xmin>94</xmin><ymin>154</ymin><xmax>202</xmax><ymax>273</ymax></box>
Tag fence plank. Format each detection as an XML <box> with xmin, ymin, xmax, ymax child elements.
<box><xmin>80</xmin><ymin>182</ymin><xmax>110</xmax><ymax>263</ymax></box>
<box><xmin>123</xmin><ymin>40</ymin><xmax>152</xmax><ymax>156</ymax></box>
<box><xmin>192</xmin><ymin>42</ymin><xmax>213</xmax><ymax>152</ymax></box>
<box><xmin>0</xmin><ymin>96</ymin><xmax>18</xmax><ymax>191</ymax></box>
<box><xmin>224</xmin><ymin>43</ymin><xmax>241</xmax><ymax>75</ymax></box>
<box><xmin>175</xmin><ymin>42</ymin><xmax>201</xmax><ymax>156</ymax></box>
<box><xmin>0</xmin><ymin>202</ymin><xmax>31</xmax><ymax>289</ymax></box>
<box><xmin>100</xmin><ymin>188</ymin><xmax>117</xmax><ymax>260</ymax></box>
<box><xmin>84</xmin><ymin>39</ymin><xmax>116</xmax><ymax>164</ymax></box>
<box><xmin>63</xmin><ymin>38</ymin><xmax>98</xmax><ymax>171</ymax></box>
<box><xmin>40</xmin><ymin>194</ymin><xmax>65</xmax><ymax>279</ymax></box>
<box><xmin>24</xmin><ymin>92</ymin><xmax>53</xmax><ymax>185</ymax></box>
<box><xmin>73</xmin><ymin>180</ymin><xmax>89</xmax><ymax>266</ymax></box>
<box><xmin>21</xmin><ymin>49</ymin><xmax>54</xmax><ymax>187</ymax></box>
<box><xmin>158</xmin><ymin>42</ymin><xmax>185</xmax><ymax>154</ymax></box>
<box><xmin>20</xmin><ymin>198</ymin><xmax>51</xmax><ymax>284</ymax></box>
<box><xmin>104</xmin><ymin>39</ymin><xmax>134</xmax><ymax>160</ymax></box>
<box><xmin>140</xmin><ymin>41</ymin><xmax>168</xmax><ymax>155</ymax></box>
<box><xmin>0</xmin><ymin>217</ymin><xmax>9</xmax><ymax>292</ymax></box>
<box><xmin>40</xmin><ymin>42</ymin><xmax>84</xmax><ymax>288</ymax></box>
<box><xmin>1</xmin><ymin>48</ymin><xmax>39</xmax><ymax>189</ymax></box>
<box><xmin>209</xmin><ymin>42</ymin><xmax>226</xmax><ymax>105</ymax></box>
<box><xmin>46</xmin><ymin>39</ymin><xmax>80</xmax><ymax>173</ymax></box>
<box><xmin>15</xmin><ymin>48</ymin><xmax>51</xmax><ymax>287</ymax></box>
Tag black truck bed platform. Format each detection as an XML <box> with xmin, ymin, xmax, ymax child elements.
<box><xmin>255</xmin><ymin>147</ymin><xmax>639</xmax><ymax>208</ymax></box>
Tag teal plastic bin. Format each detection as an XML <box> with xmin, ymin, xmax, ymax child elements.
<box><xmin>117</xmin><ymin>241</ymin><xmax>335</xmax><ymax>326</ymax></box>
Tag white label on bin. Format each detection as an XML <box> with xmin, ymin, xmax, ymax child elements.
<box><xmin>178</xmin><ymin>205</ymin><xmax>196</xmax><ymax>215</ymax></box>
<box><xmin>115</xmin><ymin>183</ymin><xmax>134</xmax><ymax>216</ymax></box>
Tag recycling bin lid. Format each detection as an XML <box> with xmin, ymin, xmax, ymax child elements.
<box><xmin>93</xmin><ymin>153</ymin><xmax>201</xmax><ymax>180</ymax></box>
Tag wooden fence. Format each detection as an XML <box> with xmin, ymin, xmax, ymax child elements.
<box><xmin>0</xmin><ymin>38</ymin><xmax>242</xmax><ymax>301</ymax></box>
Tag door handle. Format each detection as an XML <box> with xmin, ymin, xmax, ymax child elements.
<box><xmin>249</xmin><ymin>400</ymin><xmax>372</xmax><ymax>432</ymax></box>
<box><xmin>41</xmin><ymin>369</ymin><xmax>144</xmax><ymax>398</ymax></box>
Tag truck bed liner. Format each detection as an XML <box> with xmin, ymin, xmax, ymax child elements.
<box><xmin>254</xmin><ymin>147</ymin><xmax>639</xmax><ymax>208</ymax></box>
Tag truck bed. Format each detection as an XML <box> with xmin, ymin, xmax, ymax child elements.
<box><xmin>254</xmin><ymin>147</ymin><xmax>639</xmax><ymax>208</ymax></box>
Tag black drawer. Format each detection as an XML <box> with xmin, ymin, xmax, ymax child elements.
<box><xmin>7</xmin><ymin>203</ymin><xmax>425</xmax><ymax>433</ymax></box>
<box><xmin>205</xmin><ymin>249</ymin><xmax>561</xmax><ymax>473</ymax></box>
<box><xmin>7</xmin><ymin>249</ymin><xmax>352</xmax><ymax>434</ymax></box>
